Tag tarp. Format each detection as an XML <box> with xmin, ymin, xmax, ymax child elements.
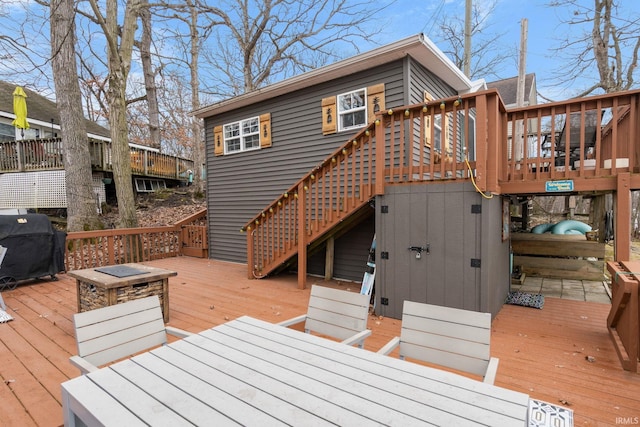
<box><xmin>0</xmin><ymin>214</ymin><xmax>64</xmax><ymax>283</ymax></box>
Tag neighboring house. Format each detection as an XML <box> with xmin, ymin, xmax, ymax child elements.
<box><xmin>0</xmin><ymin>80</ymin><xmax>112</xmax><ymax>210</ymax></box>
<box><xmin>0</xmin><ymin>81</ymin><xmax>193</xmax><ymax>210</ymax></box>
<box><xmin>486</xmin><ymin>74</ymin><xmax>537</xmax><ymax>108</ymax></box>
<box><xmin>195</xmin><ymin>34</ymin><xmax>511</xmax><ymax>319</ymax></box>
<box><xmin>487</xmin><ymin>74</ymin><xmax>540</xmax><ymax>159</ymax></box>
<box><xmin>0</xmin><ymin>80</ymin><xmax>111</xmax><ymax>142</ymax></box>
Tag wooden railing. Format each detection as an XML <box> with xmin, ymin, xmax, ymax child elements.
<box><xmin>501</xmin><ymin>89</ymin><xmax>640</xmax><ymax>192</ymax></box>
<box><xmin>606</xmin><ymin>261</ymin><xmax>640</xmax><ymax>372</ymax></box>
<box><xmin>64</xmin><ymin>209</ymin><xmax>208</xmax><ymax>271</ymax></box>
<box><xmin>0</xmin><ymin>137</ymin><xmax>194</xmax><ymax>180</ymax></box>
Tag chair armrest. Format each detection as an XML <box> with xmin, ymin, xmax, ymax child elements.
<box><xmin>165</xmin><ymin>326</ymin><xmax>193</xmax><ymax>339</ymax></box>
<box><xmin>483</xmin><ymin>357</ymin><xmax>500</xmax><ymax>385</ymax></box>
<box><xmin>69</xmin><ymin>355</ymin><xmax>98</xmax><ymax>375</ymax></box>
<box><xmin>341</xmin><ymin>329</ymin><xmax>372</xmax><ymax>348</ymax></box>
<box><xmin>377</xmin><ymin>336</ymin><xmax>400</xmax><ymax>355</ymax></box>
<box><xmin>483</xmin><ymin>357</ymin><xmax>500</xmax><ymax>384</ymax></box>
<box><xmin>277</xmin><ymin>314</ymin><xmax>307</xmax><ymax>327</ymax></box>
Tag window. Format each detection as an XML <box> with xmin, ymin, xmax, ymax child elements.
<box><xmin>224</xmin><ymin>117</ymin><xmax>260</xmax><ymax>154</ymax></box>
<box><xmin>0</xmin><ymin>122</ymin><xmax>15</xmax><ymax>142</ymax></box>
<box><xmin>337</xmin><ymin>88</ymin><xmax>366</xmax><ymax>131</ymax></box>
<box><xmin>433</xmin><ymin>114</ymin><xmax>443</xmax><ymax>152</ymax></box>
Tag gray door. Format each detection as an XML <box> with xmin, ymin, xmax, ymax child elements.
<box><xmin>376</xmin><ymin>183</ymin><xmax>483</xmax><ymax>319</ymax></box>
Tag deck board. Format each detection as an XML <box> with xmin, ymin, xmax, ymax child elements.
<box><xmin>0</xmin><ymin>256</ymin><xmax>638</xmax><ymax>426</ymax></box>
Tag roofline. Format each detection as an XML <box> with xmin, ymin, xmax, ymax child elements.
<box><xmin>194</xmin><ymin>33</ymin><xmax>473</xmax><ymax>119</ymax></box>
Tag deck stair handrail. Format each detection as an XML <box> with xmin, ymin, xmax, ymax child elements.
<box><xmin>244</xmin><ymin>91</ymin><xmax>501</xmax><ymax>280</ymax></box>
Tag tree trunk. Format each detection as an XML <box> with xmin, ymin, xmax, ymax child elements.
<box><xmin>109</xmin><ymin>75</ymin><xmax>138</xmax><ymax>229</ymax></box>
<box><xmin>188</xmin><ymin>0</ymin><xmax>204</xmax><ymax>191</ymax></box>
<box><xmin>50</xmin><ymin>0</ymin><xmax>103</xmax><ymax>232</ymax></box>
<box><xmin>139</xmin><ymin>2</ymin><xmax>161</xmax><ymax>150</ymax></box>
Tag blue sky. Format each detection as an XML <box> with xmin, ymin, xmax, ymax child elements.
<box><xmin>367</xmin><ymin>0</ymin><xmax>640</xmax><ymax>101</ymax></box>
<box><xmin>1</xmin><ymin>0</ymin><xmax>638</xmax><ymax>104</ymax></box>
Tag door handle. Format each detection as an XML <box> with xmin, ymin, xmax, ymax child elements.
<box><xmin>408</xmin><ymin>245</ymin><xmax>429</xmax><ymax>258</ymax></box>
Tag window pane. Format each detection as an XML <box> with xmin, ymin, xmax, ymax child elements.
<box><xmin>351</xmin><ymin>90</ymin><xmax>365</xmax><ymax>108</ymax></box>
<box><xmin>243</xmin><ymin>118</ymin><xmax>259</xmax><ymax>134</ymax></box>
<box><xmin>0</xmin><ymin>122</ymin><xmax>15</xmax><ymax>142</ymax></box>
<box><xmin>224</xmin><ymin>123</ymin><xmax>239</xmax><ymax>138</ymax></box>
<box><xmin>226</xmin><ymin>138</ymin><xmax>241</xmax><ymax>152</ymax></box>
<box><xmin>244</xmin><ymin>134</ymin><xmax>259</xmax><ymax>149</ymax></box>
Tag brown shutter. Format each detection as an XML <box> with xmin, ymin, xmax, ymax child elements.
<box><xmin>367</xmin><ymin>83</ymin><xmax>385</xmax><ymax>123</ymax></box>
<box><xmin>322</xmin><ymin>96</ymin><xmax>337</xmax><ymax>135</ymax></box>
<box><xmin>259</xmin><ymin>113</ymin><xmax>272</xmax><ymax>148</ymax></box>
<box><xmin>214</xmin><ymin>125</ymin><xmax>223</xmax><ymax>156</ymax></box>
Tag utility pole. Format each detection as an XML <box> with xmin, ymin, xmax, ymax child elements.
<box><xmin>515</xmin><ymin>18</ymin><xmax>528</xmax><ymax>163</ymax></box>
<box><xmin>463</xmin><ymin>0</ymin><xmax>472</xmax><ymax>77</ymax></box>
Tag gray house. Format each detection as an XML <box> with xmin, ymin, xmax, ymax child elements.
<box><xmin>195</xmin><ymin>34</ymin><xmax>510</xmax><ymax>319</ymax></box>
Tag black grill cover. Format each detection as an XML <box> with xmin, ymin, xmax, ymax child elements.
<box><xmin>0</xmin><ymin>214</ymin><xmax>65</xmax><ymax>281</ymax></box>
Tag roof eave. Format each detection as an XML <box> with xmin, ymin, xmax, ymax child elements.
<box><xmin>194</xmin><ymin>34</ymin><xmax>472</xmax><ymax>119</ymax></box>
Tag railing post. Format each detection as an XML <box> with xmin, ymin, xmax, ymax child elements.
<box><xmin>247</xmin><ymin>228</ymin><xmax>254</xmax><ymax>279</ymax></box>
<box><xmin>485</xmin><ymin>92</ymin><xmax>501</xmax><ymax>194</ymax></box>
<box><xmin>374</xmin><ymin>116</ymin><xmax>385</xmax><ymax>195</ymax></box>
<box><xmin>475</xmin><ymin>94</ymin><xmax>488</xmax><ymax>191</ymax></box>
<box><xmin>615</xmin><ymin>172</ymin><xmax>631</xmax><ymax>261</ymax></box>
<box><xmin>297</xmin><ymin>181</ymin><xmax>307</xmax><ymax>289</ymax></box>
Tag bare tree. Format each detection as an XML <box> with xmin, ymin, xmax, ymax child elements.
<box><xmin>83</xmin><ymin>0</ymin><xmax>141</xmax><ymax>228</ymax></box>
<box><xmin>430</xmin><ymin>0</ymin><xmax>512</xmax><ymax>81</ymax></box>
<box><xmin>548</xmin><ymin>0</ymin><xmax>640</xmax><ymax>96</ymax></box>
<box><xmin>137</xmin><ymin>0</ymin><xmax>162</xmax><ymax>150</ymax></box>
<box><xmin>50</xmin><ymin>0</ymin><xmax>103</xmax><ymax>231</ymax></box>
<box><xmin>199</xmin><ymin>0</ymin><xmax>381</xmax><ymax>96</ymax></box>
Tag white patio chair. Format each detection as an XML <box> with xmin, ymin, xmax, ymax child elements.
<box><xmin>378</xmin><ymin>300</ymin><xmax>499</xmax><ymax>384</ymax></box>
<box><xmin>278</xmin><ymin>285</ymin><xmax>371</xmax><ymax>348</ymax></box>
<box><xmin>70</xmin><ymin>295</ymin><xmax>191</xmax><ymax>374</ymax></box>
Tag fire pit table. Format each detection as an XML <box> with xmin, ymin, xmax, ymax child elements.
<box><xmin>68</xmin><ymin>263</ymin><xmax>176</xmax><ymax>322</ymax></box>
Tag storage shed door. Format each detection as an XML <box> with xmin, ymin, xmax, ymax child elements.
<box><xmin>376</xmin><ymin>184</ymin><xmax>482</xmax><ymax>319</ymax></box>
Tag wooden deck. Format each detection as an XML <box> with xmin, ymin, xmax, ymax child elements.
<box><xmin>0</xmin><ymin>256</ymin><xmax>638</xmax><ymax>426</ymax></box>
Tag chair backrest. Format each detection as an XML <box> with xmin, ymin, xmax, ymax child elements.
<box><xmin>399</xmin><ymin>301</ymin><xmax>492</xmax><ymax>378</ymax></box>
<box><xmin>305</xmin><ymin>285</ymin><xmax>370</xmax><ymax>341</ymax></box>
<box><xmin>73</xmin><ymin>296</ymin><xmax>168</xmax><ymax>368</ymax></box>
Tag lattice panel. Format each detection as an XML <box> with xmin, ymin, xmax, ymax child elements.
<box><xmin>0</xmin><ymin>171</ymin><xmax>106</xmax><ymax>209</ymax></box>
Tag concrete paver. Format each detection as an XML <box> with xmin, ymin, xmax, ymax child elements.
<box><xmin>511</xmin><ymin>276</ymin><xmax>611</xmax><ymax>303</ymax></box>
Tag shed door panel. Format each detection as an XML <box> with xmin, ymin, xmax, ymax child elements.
<box><xmin>377</xmin><ymin>184</ymin><xmax>481</xmax><ymax>319</ymax></box>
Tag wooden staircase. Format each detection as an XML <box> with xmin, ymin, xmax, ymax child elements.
<box><xmin>243</xmin><ymin>119</ymin><xmax>378</xmax><ymax>281</ymax></box>
<box><xmin>243</xmin><ymin>93</ymin><xmax>484</xmax><ymax>284</ymax></box>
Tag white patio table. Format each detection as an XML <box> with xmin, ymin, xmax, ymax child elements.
<box><xmin>61</xmin><ymin>315</ymin><xmax>529</xmax><ymax>426</ymax></box>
